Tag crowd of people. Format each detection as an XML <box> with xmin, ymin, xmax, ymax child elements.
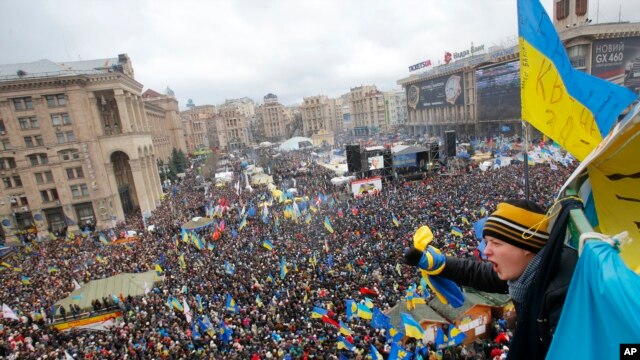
<box><xmin>0</xmin><ymin>148</ymin><xmax>576</xmax><ymax>359</ymax></box>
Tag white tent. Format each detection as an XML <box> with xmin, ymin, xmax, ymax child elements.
<box><xmin>55</xmin><ymin>271</ymin><xmax>163</xmax><ymax>311</ymax></box>
<box><xmin>278</xmin><ymin>137</ymin><xmax>313</xmax><ymax>151</ymax></box>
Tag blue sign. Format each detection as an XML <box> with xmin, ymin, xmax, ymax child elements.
<box><xmin>1</xmin><ymin>219</ymin><xmax>10</xmax><ymax>227</ymax></box>
<box><xmin>34</xmin><ymin>213</ymin><xmax>43</xmax><ymax>221</ymax></box>
<box><xmin>393</xmin><ymin>154</ymin><xmax>417</xmax><ymax>168</ymax></box>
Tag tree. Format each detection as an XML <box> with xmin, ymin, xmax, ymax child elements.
<box><xmin>170</xmin><ymin>148</ymin><xmax>188</xmax><ymax>174</ymax></box>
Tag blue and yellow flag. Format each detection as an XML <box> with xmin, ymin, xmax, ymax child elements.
<box><xmin>155</xmin><ymin>264</ymin><xmax>163</xmax><ymax>276</ymax></box>
<box><xmin>337</xmin><ymin>336</ymin><xmax>355</xmax><ymax>351</ymax></box>
<box><xmin>392</xmin><ymin>213</ymin><xmax>400</xmax><ymax>227</ymax></box>
<box><xmin>192</xmin><ymin>233</ymin><xmax>204</xmax><ymax>251</ymax></box>
<box><xmin>370</xmin><ymin>344</ymin><xmax>383</xmax><ymax>360</ymax></box>
<box><xmin>238</xmin><ymin>215</ymin><xmax>247</xmax><ymax>231</ymax></box>
<box><xmin>179</xmin><ymin>254</ymin><xmax>187</xmax><ymax>270</ymax></box>
<box><xmin>401</xmin><ymin>312</ymin><xmax>424</xmax><ymax>340</ymax></box>
<box><xmin>280</xmin><ymin>256</ymin><xmax>288</xmax><ymax>279</ymax></box>
<box><xmin>262</xmin><ymin>240</ymin><xmax>274</xmax><ymax>251</ymax></box>
<box><xmin>98</xmin><ymin>233</ymin><xmax>110</xmax><ymax>245</ymax></box>
<box><xmin>21</xmin><ymin>275</ymin><xmax>30</xmax><ymax>285</ymax></box>
<box><xmin>364</xmin><ymin>297</ymin><xmax>374</xmax><ymax>309</ymax></box>
<box><xmin>196</xmin><ymin>294</ymin><xmax>204</xmax><ymax>312</ymax></box>
<box><xmin>311</xmin><ymin>306</ymin><xmax>328</xmax><ymax>319</ymax></box>
<box><xmin>357</xmin><ymin>303</ymin><xmax>372</xmax><ymax>320</ymax></box>
<box><xmin>338</xmin><ymin>320</ymin><xmax>353</xmax><ymax>336</ymax></box>
<box><xmin>461</xmin><ymin>216</ymin><xmax>469</xmax><ymax>225</ymax></box>
<box><xmin>225</xmin><ymin>294</ymin><xmax>237</xmax><ymax>313</ymax></box>
<box><xmin>256</xmin><ymin>294</ymin><xmax>263</xmax><ymax>308</ymax></box>
<box><xmin>345</xmin><ymin>299</ymin><xmax>356</xmax><ymax>320</ymax></box>
<box><xmin>323</xmin><ymin>216</ymin><xmax>334</xmax><ymax>234</ymax></box>
<box><xmin>518</xmin><ymin>0</ymin><xmax>636</xmax><ymax>161</ymax></box>
<box><xmin>450</xmin><ymin>226</ymin><xmax>463</xmax><ymax>237</ymax></box>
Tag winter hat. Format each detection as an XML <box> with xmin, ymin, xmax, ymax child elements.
<box><xmin>483</xmin><ymin>200</ymin><xmax>549</xmax><ymax>253</ymax></box>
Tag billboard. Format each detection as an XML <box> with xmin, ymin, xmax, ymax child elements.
<box><xmin>406</xmin><ymin>73</ymin><xmax>465</xmax><ymax>110</ymax></box>
<box><xmin>351</xmin><ymin>177</ymin><xmax>382</xmax><ymax>198</ymax></box>
<box><xmin>475</xmin><ymin>60</ymin><xmax>521</xmax><ymax>121</ymax></box>
<box><xmin>591</xmin><ymin>37</ymin><xmax>640</xmax><ymax>94</ymax></box>
<box><xmin>367</xmin><ymin>155</ymin><xmax>384</xmax><ymax>170</ymax></box>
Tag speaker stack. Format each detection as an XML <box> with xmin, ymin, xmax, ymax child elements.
<box><xmin>346</xmin><ymin>145</ymin><xmax>362</xmax><ymax>173</ymax></box>
<box><xmin>445</xmin><ymin>131</ymin><xmax>456</xmax><ymax>157</ymax></box>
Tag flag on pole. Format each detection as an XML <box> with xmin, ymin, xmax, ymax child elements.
<box><xmin>517</xmin><ymin>0</ymin><xmax>636</xmax><ymax>161</ymax></box>
<box><xmin>323</xmin><ymin>216</ymin><xmax>334</xmax><ymax>234</ymax></box>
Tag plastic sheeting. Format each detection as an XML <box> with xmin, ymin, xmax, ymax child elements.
<box><xmin>548</xmin><ymin>241</ymin><xmax>640</xmax><ymax>359</ymax></box>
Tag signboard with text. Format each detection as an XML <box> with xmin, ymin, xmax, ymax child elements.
<box><xmin>591</xmin><ymin>37</ymin><xmax>640</xmax><ymax>94</ymax></box>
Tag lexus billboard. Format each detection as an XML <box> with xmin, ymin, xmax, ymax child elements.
<box><xmin>591</xmin><ymin>36</ymin><xmax>640</xmax><ymax>94</ymax></box>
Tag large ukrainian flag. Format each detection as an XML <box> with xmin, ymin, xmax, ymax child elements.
<box><xmin>518</xmin><ymin>0</ymin><xmax>636</xmax><ymax>161</ymax></box>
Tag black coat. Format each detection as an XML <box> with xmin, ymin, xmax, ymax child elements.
<box><xmin>439</xmin><ymin>246</ymin><xmax>577</xmax><ymax>358</ymax></box>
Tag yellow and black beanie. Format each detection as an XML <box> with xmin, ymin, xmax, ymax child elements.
<box><xmin>482</xmin><ymin>201</ymin><xmax>550</xmax><ymax>253</ymax></box>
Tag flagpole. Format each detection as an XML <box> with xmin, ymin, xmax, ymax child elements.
<box><xmin>522</xmin><ymin>120</ymin><xmax>530</xmax><ymax>202</ymax></box>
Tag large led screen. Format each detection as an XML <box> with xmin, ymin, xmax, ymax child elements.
<box><xmin>475</xmin><ymin>60</ymin><xmax>521</xmax><ymax>121</ymax></box>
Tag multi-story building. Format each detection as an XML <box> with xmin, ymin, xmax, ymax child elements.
<box><xmin>0</xmin><ymin>54</ymin><xmax>163</xmax><ymax>243</ymax></box>
<box><xmin>349</xmin><ymin>85</ymin><xmax>388</xmax><ymax>136</ymax></box>
<box><xmin>300</xmin><ymin>95</ymin><xmax>344</xmax><ymax>138</ymax></box>
<box><xmin>385</xmin><ymin>89</ymin><xmax>408</xmax><ymax>128</ymax></box>
<box><xmin>142</xmin><ymin>89</ymin><xmax>187</xmax><ymax>161</ymax></box>
<box><xmin>180</xmin><ymin>105</ymin><xmax>213</xmax><ymax>153</ymax></box>
<box><xmin>398</xmin><ymin>0</ymin><xmax>640</xmax><ymax>141</ymax></box>
<box><xmin>258</xmin><ymin>93</ymin><xmax>291</xmax><ymax>142</ymax></box>
<box><xmin>216</xmin><ymin>107</ymin><xmax>250</xmax><ymax>151</ymax></box>
<box><xmin>221</xmin><ymin>97</ymin><xmax>256</xmax><ymax>118</ymax></box>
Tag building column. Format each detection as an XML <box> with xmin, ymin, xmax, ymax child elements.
<box><xmin>143</xmin><ymin>156</ymin><xmax>159</xmax><ymax>208</ymax></box>
<box><xmin>140</xmin><ymin>157</ymin><xmax>155</xmax><ymax>214</ymax></box>
<box><xmin>150</xmin><ymin>155</ymin><xmax>163</xmax><ymax>205</ymax></box>
<box><xmin>114</xmin><ymin>89</ymin><xmax>132</xmax><ymax>133</ymax></box>
<box><xmin>104</xmin><ymin>163</ymin><xmax>125</xmax><ymax>224</ymax></box>
<box><xmin>128</xmin><ymin>159</ymin><xmax>151</xmax><ymax>216</ymax></box>
<box><xmin>125</xmin><ymin>94</ymin><xmax>140</xmax><ymax>132</ymax></box>
<box><xmin>138</xmin><ymin>96</ymin><xmax>151</xmax><ymax>132</ymax></box>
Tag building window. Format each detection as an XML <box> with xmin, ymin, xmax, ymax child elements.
<box><xmin>556</xmin><ymin>0</ymin><xmax>570</xmax><ymax>20</ymax></box>
<box><xmin>35</xmin><ymin>170</ymin><xmax>54</xmax><ymax>185</ymax></box>
<box><xmin>567</xmin><ymin>44</ymin><xmax>588</xmax><ymax>69</ymax></box>
<box><xmin>0</xmin><ymin>157</ymin><xmax>16</xmax><ymax>169</ymax></box>
<box><xmin>18</xmin><ymin>116</ymin><xmax>39</xmax><ymax>130</ymax></box>
<box><xmin>66</xmin><ymin>167</ymin><xmax>84</xmax><ymax>179</ymax></box>
<box><xmin>51</xmin><ymin>113</ymin><xmax>71</xmax><ymax>126</ymax></box>
<box><xmin>40</xmin><ymin>188</ymin><xmax>59</xmax><ymax>203</ymax></box>
<box><xmin>59</xmin><ymin>149</ymin><xmax>80</xmax><ymax>161</ymax></box>
<box><xmin>70</xmin><ymin>184</ymin><xmax>89</xmax><ymax>198</ymax></box>
<box><xmin>45</xmin><ymin>94</ymin><xmax>66</xmax><ymax>107</ymax></box>
<box><xmin>12</xmin><ymin>97</ymin><xmax>33</xmax><ymax>111</ymax></box>
<box><xmin>24</xmin><ymin>136</ymin><xmax>33</xmax><ymax>148</ymax></box>
<box><xmin>575</xmin><ymin>0</ymin><xmax>587</xmax><ymax>16</ymax></box>
<box><xmin>56</xmin><ymin>133</ymin><xmax>65</xmax><ymax>144</ymax></box>
<box><xmin>56</xmin><ymin>131</ymin><xmax>75</xmax><ymax>144</ymax></box>
<box><xmin>66</xmin><ymin>131</ymin><xmax>75</xmax><ymax>142</ymax></box>
<box><xmin>2</xmin><ymin>139</ymin><xmax>11</xmax><ymax>150</ymax></box>
<box><xmin>0</xmin><ymin>120</ymin><xmax>5</xmax><ymax>133</ymax></box>
<box><xmin>27</xmin><ymin>153</ymin><xmax>48</xmax><ymax>166</ymax></box>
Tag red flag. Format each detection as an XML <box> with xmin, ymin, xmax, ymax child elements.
<box><xmin>212</xmin><ymin>230</ymin><xmax>220</xmax><ymax>241</ymax></box>
<box><xmin>321</xmin><ymin>315</ymin><xmax>339</xmax><ymax>328</ymax></box>
<box><xmin>359</xmin><ymin>287</ymin><xmax>378</xmax><ymax>296</ymax></box>
<box><xmin>337</xmin><ymin>209</ymin><xmax>344</xmax><ymax>218</ymax></box>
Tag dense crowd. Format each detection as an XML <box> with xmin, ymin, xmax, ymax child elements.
<box><xmin>0</xmin><ymin>149</ymin><xmax>576</xmax><ymax>359</ymax></box>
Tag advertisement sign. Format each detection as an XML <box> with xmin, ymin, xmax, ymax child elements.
<box><xmin>591</xmin><ymin>37</ymin><xmax>640</xmax><ymax>93</ymax></box>
<box><xmin>367</xmin><ymin>155</ymin><xmax>384</xmax><ymax>170</ymax></box>
<box><xmin>393</xmin><ymin>153</ymin><xmax>417</xmax><ymax>168</ymax></box>
<box><xmin>475</xmin><ymin>60</ymin><xmax>522</xmax><ymax>121</ymax></box>
<box><xmin>351</xmin><ymin>177</ymin><xmax>382</xmax><ymax>197</ymax></box>
<box><xmin>406</xmin><ymin>73</ymin><xmax>465</xmax><ymax>110</ymax></box>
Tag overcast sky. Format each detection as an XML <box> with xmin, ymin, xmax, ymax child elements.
<box><xmin>1</xmin><ymin>0</ymin><xmax>639</xmax><ymax>109</ymax></box>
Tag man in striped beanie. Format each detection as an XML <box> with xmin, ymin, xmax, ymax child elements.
<box><xmin>404</xmin><ymin>199</ymin><xmax>578</xmax><ymax>360</ymax></box>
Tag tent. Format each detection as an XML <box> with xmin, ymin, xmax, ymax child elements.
<box><xmin>278</xmin><ymin>137</ymin><xmax>313</xmax><ymax>151</ymax></box>
<box><xmin>55</xmin><ymin>270</ymin><xmax>162</xmax><ymax>311</ymax></box>
<box><xmin>181</xmin><ymin>217</ymin><xmax>216</xmax><ymax>231</ymax></box>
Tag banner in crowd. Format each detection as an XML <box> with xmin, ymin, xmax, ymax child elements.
<box><xmin>53</xmin><ymin>311</ymin><xmax>122</xmax><ymax>332</ymax></box>
<box><xmin>351</xmin><ymin>177</ymin><xmax>382</xmax><ymax>198</ymax></box>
